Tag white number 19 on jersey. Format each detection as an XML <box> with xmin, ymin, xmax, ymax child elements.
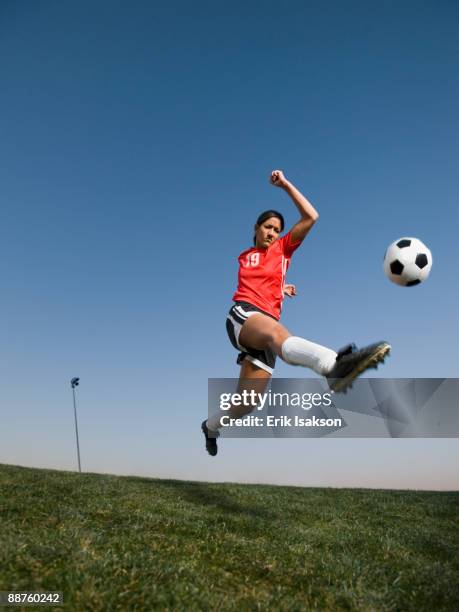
<box><xmin>245</xmin><ymin>253</ymin><xmax>260</xmax><ymax>267</ymax></box>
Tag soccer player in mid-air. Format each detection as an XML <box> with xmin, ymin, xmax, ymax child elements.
<box><xmin>202</xmin><ymin>170</ymin><xmax>390</xmax><ymax>456</ymax></box>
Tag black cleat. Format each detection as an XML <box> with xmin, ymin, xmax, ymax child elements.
<box><xmin>327</xmin><ymin>341</ymin><xmax>391</xmax><ymax>393</ymax></box>
<box><xmin>201</xmin><ymin>420</ymin><xmax>219</xmax><ymax>456</ymax></box>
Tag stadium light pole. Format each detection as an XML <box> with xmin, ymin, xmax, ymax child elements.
<box><xmin>70</xmin><ymin>377</ymin><xmax>82</xmax><ymax>473</ymax></box>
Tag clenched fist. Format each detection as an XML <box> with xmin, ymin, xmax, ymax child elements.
<box><xmin>283</xmin><ymin>284</ymin><xmax>297</xmax><ymax>298</ymax></box>
<box><xmin>269</xmin><ymin>169</ymin><xmax>288</xmax><ymax>189</ymax></box>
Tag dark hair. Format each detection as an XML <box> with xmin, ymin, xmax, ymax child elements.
<box><xmin>253</xmin><ymin>210</ymin><xmax>285</xmax><ymax>245</ymax></box>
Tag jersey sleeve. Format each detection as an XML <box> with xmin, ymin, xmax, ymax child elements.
<box><xmin>279</xmin><ymin>231</ymin><xmax>302</xmax><ymax>258</ymax></box>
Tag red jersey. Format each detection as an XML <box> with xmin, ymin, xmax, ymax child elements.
<box><xmin>232</xmin><ymin>231</ymin><xmax>302</xmax><ymax>319</ymax></box>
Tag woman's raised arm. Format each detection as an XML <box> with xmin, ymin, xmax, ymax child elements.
<box><xmin>270</xmin><ymin>169</ymin><xmax>319</xmax><ymax>243</ymax></box>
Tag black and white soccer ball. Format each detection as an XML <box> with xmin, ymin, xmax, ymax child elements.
<box><xmin>383</xmin><ymin>237</ymin><xmax>432</xmax><ymax>286</ymax></box>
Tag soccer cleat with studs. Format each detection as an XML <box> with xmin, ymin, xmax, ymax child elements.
<box><xmin>326</xmin><ymin>341</ymin><xmax>391</xmax><ymax>393</ymax></box>
<box><xmin>201</xmin><ymin>420</ymin><xmax>219</xmax><ymax>456</ymax></box>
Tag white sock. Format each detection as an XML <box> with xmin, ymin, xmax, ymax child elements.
<box><xmin>206</xmin><ymin>413</ymin><xmax>223</xmax><ymax>432</ymax></box>
<box><xmin>281</xmin><ymin>336</ymin><xmax>337</xmax><ymax>376</ymax></box>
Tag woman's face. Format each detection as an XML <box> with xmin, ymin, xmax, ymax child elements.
<box><xmin>254</xmin><ymin>216</ymin><xmax>282</xmax><ymax>249</ymax></box>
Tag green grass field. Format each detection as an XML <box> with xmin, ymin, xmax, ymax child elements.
<box><xmin>0</xmin><ymin>464</ymin><xmax>458</xmax><ymax>611</ymax></box>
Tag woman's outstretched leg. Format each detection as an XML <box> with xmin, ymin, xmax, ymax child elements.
<box><xmin>239</xmin><ymin>312</ymin><xmax>390</xmax><ymax>392</ymax></box>
<box><xmin>239</xmin><ymin>313</ymin><xmax>337</xmax><ymax>375</ymax></box>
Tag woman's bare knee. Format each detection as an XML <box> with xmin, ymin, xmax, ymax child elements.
<box><xmin>267</xmin><ymin>326</ymin><xmax>291</xmax><ymax>354</ymax></box>
<box><xmin>240</xmin><ymin>314</ymin><xmax>290</xmax><ymax>350</ymax></box>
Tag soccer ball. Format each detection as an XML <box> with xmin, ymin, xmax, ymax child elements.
<box><xmin>383</xmin><ymin>237</ymin><xmax>432</xmax><ymax>286</ymax></box>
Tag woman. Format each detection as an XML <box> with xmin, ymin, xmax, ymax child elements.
<box><xmin>202</xmin><ymin>170</ymin><xmax>390</xmax><ymax>456</ymax></box>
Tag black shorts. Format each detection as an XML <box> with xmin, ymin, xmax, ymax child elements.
<box><xmin>226</xmin><ymin>301</ymin><xmax>277</xmax><ymax>374</ymax></box>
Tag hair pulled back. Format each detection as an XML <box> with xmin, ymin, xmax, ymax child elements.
<box><xmin>253</xmin><ymin>210</ymin><xmax>285</xmax><ymax>245</ymax></box>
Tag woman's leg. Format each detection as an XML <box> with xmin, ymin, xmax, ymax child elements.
<box><xmin>239</xmin><ymin>312</ymin><xmax>337</xmax><ymax>375</ymax></box>
<box><xmin>206</xmin><ymin>358</ymin><xmax>271</xmax><ymax>432</ymax></box>
<box><xmin>203</xmin><ymin>359</ymin><xmax>271</xmax><ymax>455</ymax></box>
<box><xmin>229</xmin><ymin>357</ymin><xmax>272</xmax><ymax>419</ymax></box>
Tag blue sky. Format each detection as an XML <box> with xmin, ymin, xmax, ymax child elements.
<box><xmin>1</xmin><ymin>1</ymin><xmax>458</xmax><ymax>489</ymax></box>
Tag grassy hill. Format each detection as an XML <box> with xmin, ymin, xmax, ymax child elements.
<box><xmin>0</xmin><ymin>464</ymin><xmax>458</xmax><ymax>611</ymax></box>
